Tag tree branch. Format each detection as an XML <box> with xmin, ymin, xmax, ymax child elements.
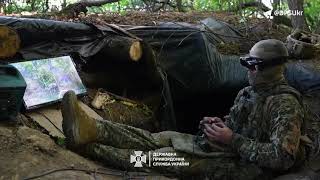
<box><xmin>80</xmin><ymin>0</ymin><xmax>120</xmax><ymax>7</ymax></box>
<box><xmin>60</xmin><ymin>0</ymin><xmax>121</xmax><ymax>17</ymax></box>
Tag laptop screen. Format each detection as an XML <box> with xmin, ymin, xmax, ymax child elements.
<box><xmin>11</xmin><ymin>56</ymin><xmax>87</xmax><ymax>109</ymax></box>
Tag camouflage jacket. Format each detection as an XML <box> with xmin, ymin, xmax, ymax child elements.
<box><xmin>226</xmin><ymin>83</ymin><xmax>305</xmax><ymax>171</ymax></box>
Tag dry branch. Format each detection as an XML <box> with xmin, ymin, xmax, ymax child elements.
<box><xmin>79</xmin><ymin>0</ymin><xmax>120</xmax><ymax>7</ymax></box>
<box><xmin>232</xmin><ymin>1</ymin><xmax>270</xmax><ymax>12</ymax></box>
<box><xmin>61</xmin><ymin>0</ymin><xmax>121</xmax><ymax>17</ymax></box>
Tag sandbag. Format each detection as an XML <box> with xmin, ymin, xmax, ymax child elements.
<box><xmin>285</xmin><ymin>61</ymin><xmax>320</xmax><ymax>93</ymax></box>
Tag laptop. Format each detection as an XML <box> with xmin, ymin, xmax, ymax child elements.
<box><xmin>11</xmin><ymin>56</ymin><xmax>87</xmax><ymax>110</ymax></box>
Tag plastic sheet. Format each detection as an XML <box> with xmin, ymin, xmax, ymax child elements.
<box><xmin>0</xmin><ymin>16</ymin><xmax>115</xmax><ymax>60</ymax></box>
<box><xmin>125</xmin><ymin>20</ymin><xmax>248</xmax><ymax>132</ymax></box>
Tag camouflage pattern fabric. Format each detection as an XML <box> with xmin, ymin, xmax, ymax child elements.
<box><xmin>82</xmin><ymin>120</ymin><xmax>263</xmax><ymax>179</ymax></box>
<box><xmin>228</xmin><ymin>82</ymin><xmax>306</xmax><ymax>171</ymax></box>
<box><xmin>81</xmin><ymin>81</ymin><xmax>305</xmax><ymax>179</ymax></box>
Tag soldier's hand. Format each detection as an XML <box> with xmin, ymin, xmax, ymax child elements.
<box><xmin>203</xmin><ymin>121</ymin><xmax>233</xmax><ymax>145</ymax></box>
<box><xmin>199</xmin><ymin>117</ymin><xmax>223</xmax><ymax>129</ymax></box>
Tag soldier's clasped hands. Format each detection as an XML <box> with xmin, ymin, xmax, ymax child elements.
<box><xmin>199</xmin><ymin>117</ymin><xmax>233</xmax><ymax>145</ymax></box>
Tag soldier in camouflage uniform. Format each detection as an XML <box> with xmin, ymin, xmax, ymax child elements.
<box><xmin>62</xmin><ymin>39</ymin><xmax>306</xmax><ymax>179</ymax></box>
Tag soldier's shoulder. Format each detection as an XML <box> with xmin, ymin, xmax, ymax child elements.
<box><xmin>243</xmin><ymin>86</ymin><xmax>253</xmax><ymax>91</ymax></box>
<box><xmin>266</xmin><ymin>93</ymin><xmax>302</xmax><ymax>109</ymax></box>
<box><xmin>238</xmin><ymin>86</ymin><xmax>253</xmax><ymax>96</ymax></box>
<box><xmin>234</xmin><ymin>86</ymin><xmax>253</xmax><ymax>103</ymax></box>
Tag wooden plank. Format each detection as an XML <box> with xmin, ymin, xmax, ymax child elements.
<box><xmin>26</xmin><ymin>106</ymin><xmax>65</xmax><ymax>138</ymax></box>
<box><xmin>26</xmin><ymin>102</ymin><xmax>103</xmax><ymax>138</ymax></box>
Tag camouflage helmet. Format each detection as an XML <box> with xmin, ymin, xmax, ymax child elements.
<box><xmin>250</xmin><ymin>39</ymin><xmax>288</xmax><ymax>60</ymax></box>
<box><xmin>240</xmin><ymin>39</ymin><xmax>288</xmax><ymax>70</ymax></box>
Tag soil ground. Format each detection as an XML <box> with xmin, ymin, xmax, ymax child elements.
<box><xmin>23</xmin><ymin>11</ymin><xmax>292</xmax><ymax>43</ymax></box>
<box><xmin>0</xmin><ymin>119</ymin><xmax>173</xmax><ymax>179</ymax></box>
<box><xmin>0</xmin><ymin>120</ymin><xmax>120</xmax><ymax>179</ymax></box>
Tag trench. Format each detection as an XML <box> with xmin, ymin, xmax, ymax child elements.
<box><xmin>168</xmin><ymin>85</ymin><xmax>243</xmax><ymax>133</ymax></box>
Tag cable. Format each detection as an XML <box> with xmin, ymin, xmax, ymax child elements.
<box><xmin>22</xmin><ymin>167</ymin><xmax>125</xmax><ymax>180</ymax></box>
<box><xmin>23</xmin><ymin>167</ymin><xmax>175</xmax><ymax>180</ymax></box>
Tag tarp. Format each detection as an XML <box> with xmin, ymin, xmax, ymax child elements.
<box><xmin>0</xmin><ymin>16</ymin><xmax>249</xmax><ymax>94</ymax></box>
<box><xmin>124</xmin><ymin>20</ymin><xmax>250</xmax><ymax>132</ymax></box>
<box><xmin>0</xmin><ymin>16</ymin><xmax>178</xmax><ymax>131</ymax></box>
<box><xmin>0</xmin><ymin>16</ymin><xmax>117</xmax><ymax>60</ymax></box>
<box><xmin>126</xmin><ymin>20</ymin><xmax>320</xmax><ymax>96</ymax></box>
<box><xmin>126</xmin><ymin>20</ymin><xmax>249</xmax><ymax>95</ymax></box>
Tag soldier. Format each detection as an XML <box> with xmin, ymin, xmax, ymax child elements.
<box><xmin>62</xmin><ymin>39</ymin><xmax>306</xmax><ymax>179</ymax></box>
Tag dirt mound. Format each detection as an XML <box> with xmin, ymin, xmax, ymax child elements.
<box><xmin>20</xmin><ymin>11</ymin><xmax>291</xmax><ymax>44</ymax></box>
<box><xmin>0</xmin><ymin>120</ymin><xmax>172</xmax><ymax>179</ymax></box>
<box><xmin>0</xmin><ymin>122</ymin><xmax>119</xmax><ymax>179</ymax></box>
<box><xmin>77</xmin><ymin>11</ymin><xmax>239</xmax><ymax>26</ymax></box>
<box><xmin>28</xmin><ymin>11</ymin><xmax>236</xmax><ymax>26</ymax></box>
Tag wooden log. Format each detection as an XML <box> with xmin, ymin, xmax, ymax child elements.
<box><xmin>0</xmin><ymin>25</ymin><xmax>20</xmax><ymax>59</ymax></box>
<box><xmin>96</xmin><ymin>24</ymin><xmax>143</xmax><ymax>61</ymax></box>
<box><xmin>129</xmin><ymin>40</ymin><xmax>143</xmax><ymax>61</ymax></box>
<box><xmin>100</xmin><ymin>36</ymin><xmax>143</xmax><ymax>62</ymax></box>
